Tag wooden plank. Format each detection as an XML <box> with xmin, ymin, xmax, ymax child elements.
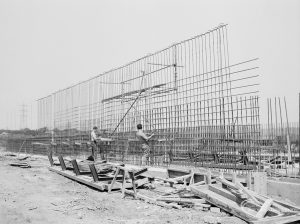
<box><xmin>190</xmin><ymin>185</ymin><xmax>258</xmax><ymax>222</ymax></box>
<box><xmin>123</xmin><ymin>190</ymin><xmax>181</xmax><ymax>209</ymax></box>
<box><xmin>9</xmin><ymin>162</ymin><xmax>30</xmax><ymax>168</ymax></box>
<box><xmin>50</xmin><ymin>166</ymin><xmax>131</xmax><ymax>191</ymax></box>
<box><xmin>235</xmin><ymin>182</ymin><xmax>261</xmax><ymax>205</ymax></box>
<box><xmin>133</xmin><ymin>167</ymin><xmax>148</xmax><ymax>177</ymax></box>
<box><xmin>157</xmin><ymin>198</ymin><xmax>206</xmax><ymax>204</ymax></box>
<box><xmin>193</xmin><ymin>203</ymin><xmax>211</xmax><ymax>209</ymax></box>
<box><xmin>48</xmin><ymin>166</ymin><xmax>106</xmax><ymax>191</ymax></box>
<box><xmin>191</xmin><ymin>181</ymin><xmax>205</xmax><ymax>186</ymax></box>
<box><xmin>250</xmin><ymin>214</ymin><xmax>300</xmax><ymax>224</ymax></box>
<box><xmin>193</xmin><ymin>185</ymin><xmax>282</xmax><ymax>220</ymax></box>
<box><xmin>250</xmin><ymin>190</ymin><xmax>298</xmax><ymax>213</ymax></box>
<box><xmin>170</xmin><ymin>173</ymin><xmax>192</xmax><ymax>181</ymax></box>
<box><xmin>154</xmin><ymin>177</ymin><xmax>176</xmax><ymax>185</ymax></box>
<box><xmin>208</xmin><ymin>185</ymin><xmax>244</xmax><ymax>203</ymax></box>
<box><xmin>213</xmin><ymin>185</ymin><xmax>279</xmax><ymax>215</ymax></box>
<box><xmin>89</xmin><ymin>164</ymin><xmax>123</xmax><ymax>182</ymax></box>
<box><xmin>167</xmin><ymin>168</ymin><xmax>190</xmax><ymax>178</ymax></box>
<box><xmin>167</xmin><ymin>168</ymin><xmax>206</xmax><ymax>184</ymax></box>
<box><xmin>256</xmin><ymin>199</ymin><xmax>273</xmax><ymax>218</ymax></box>
<box><xmin>216</xmin><ymin>177</ymin><xmax>239</xmax><ymax>191</ymax></box>
<box><xmin>134</xmin><ymin>177</ymin><xmax>149</xmax><ymax>187</ymax></box>
<box><xmin>270</xmin><ymin>199</ymin><xmax>300</xmax><ymax>212</ymax></box>
<box><xmin>98</xmin><ymin>176</ymin><xmax>123</xmax><ymax>182</ymax></box>
<box><xmin>104</xmin><ymin>182</ymin><xmax>133</xmax><ymax>191</ymax></box>
<box><xmin>124</xmin><ymin>189</ymin><xmax>155</xmax><ymax>202</ymax></box>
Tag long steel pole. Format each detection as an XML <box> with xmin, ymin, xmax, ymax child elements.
<box><xmin>284</xmin><ymin>97</ymin><xmax>291</xmax><ymax>162</ymax></box>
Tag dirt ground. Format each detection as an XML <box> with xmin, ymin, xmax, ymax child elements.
<box><xmin>0</xmin><ymin>149</ymin><xmax>246</xmax><ymax>224</ymax></box>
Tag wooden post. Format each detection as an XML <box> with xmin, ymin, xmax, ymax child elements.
<box><xmin>232</xmin><ymin>172</ymin><xmax>236</xmax><ymax>184</ymax></box>
<box><xmin>108</xmin><ymin>167</ymin><xmax>120</xmax><ymax>193</ymax></box>
<box><xmin>284</xmin><ymin>97</ymin><xmax>292</xmax><ymax>162</ymax></box>
<box><xmin>89</xmin><ymin>164</ymin><xmax>99</xmax><ymax>182</ymax></box>
<box><xmin>299</xmin><ymin>93</ymin><xmax>300</xmax><ymax>175</ymax></box>
<box><xmin>48</xmin><ymin>154</ymin><xmax>54</xmax><ymax>166</ymax></box>
<box><xmin>129</xmin><ymin>171</ymin><xmax>137</xmax><ymax>199</ymax></box>
<box><xmin>246</xmin><ymin>173</ymin><xmax>252</xmax><ymax>190</ymax></box>
<box><xmin>253</xmin><ymin>172</ymin><xmax>267</xmax><ymax>195</ymax></box>
<box><xmin>189</xmin><ymin>172</ymin><xmax>195</xmax><ymax>185</ymax></box>
<box><xmin>71</xmin><ymin>160</ymin><xmax>80</xmax><ymax>176</ymax></box>
<box><xmin>206</xmin><ymin>170</ymin><xmax>212</xmax><ymax>184</ymax></box>
<box><xmin>58</xmin><ymin>155</ymin><xmax>67</xmax><ymax>171</ymax></box>
<box><xmin>121</xmin><ymin>169</ymin><xmax>126</xmax><ymax>198</ymax></box>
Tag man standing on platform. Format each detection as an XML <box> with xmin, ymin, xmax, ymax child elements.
<box><xmin>136</xmin><ymin>124</ymin><xmax>154</xmax><ymax>165</ymax></box>
<box><xmin>89</xmin><ymin>126</ymin><xmax>102</xmax><ymax>161</ymax></box>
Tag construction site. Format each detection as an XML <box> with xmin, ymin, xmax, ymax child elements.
<box><xmin>1</xmin><ymin>8</ymin><xmax>300</xmax><ymax>224</ymax></box>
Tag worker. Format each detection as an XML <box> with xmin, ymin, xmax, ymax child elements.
<box><xmin>89</xmin><ymin>126</ymin><xmax>104</xmax><ymax>161</ymax></box>
<box><xmin>136</xmin><ymin>124</ymin><xmax>154</xmax><ymax>166</ymax></box>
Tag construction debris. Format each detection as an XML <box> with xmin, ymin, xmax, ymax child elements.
<box><xmin>6</xmin><ymin>153</ymin><xmax>32</xmax><ymax>168</ymax></box>
<box><xmin>47</xmin><ymin>154</ymin><xmax>300</xmax><ymax>223</ymax></box>
<box><xmin>9</xmin><ymin>161</ymin><xmax>31</xmax><ymax>168</ymax></box>
<box><xmin>190</xmin><ymin>177</ymin><xmax>300</xmax><ymax>223</ymax></box>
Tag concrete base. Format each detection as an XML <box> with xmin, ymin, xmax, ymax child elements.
<box><xmin>267</xmin><ymin>178</ymin><xmax>300</xmax><ymax>206</ymax></box>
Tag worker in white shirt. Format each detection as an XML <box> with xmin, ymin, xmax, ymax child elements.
<box><xmin>90</xmin><ymin>126</ymin><xmax>102</xmax><ymax>161</ymax></box>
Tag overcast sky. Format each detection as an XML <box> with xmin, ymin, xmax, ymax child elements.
<box><xmin>0</xmin><ymin>0</ymin><xmax>299</xmax><ymax>129</ymax></box>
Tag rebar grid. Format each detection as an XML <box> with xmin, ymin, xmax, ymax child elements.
<box><xmin>260</xmin><ymin>97</ymin><xmax>299</xmax><ymax>177</ymax></box>
<box><xmin>34</xmin><ymin>24</ymin><xmax>261</xmax><ymax>171</ymax></box>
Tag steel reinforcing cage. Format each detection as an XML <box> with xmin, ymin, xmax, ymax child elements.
<box><xmin>33</xmin><ymin>24</ymin><xmax>262</xmax><ymax>170</ymax></box>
